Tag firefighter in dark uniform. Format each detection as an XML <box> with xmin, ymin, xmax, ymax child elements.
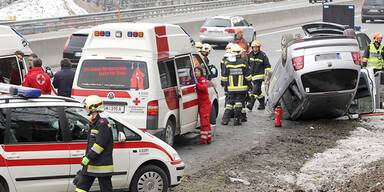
<box><xmin>247</xmin><ymin>40</ymin><xmax>271</xmax><ymax>110</ymax></box>
<box><xmin>75</xmin><ymin>95</ymin><xmax>114</xmax><ymax>192</ymax></box>
<box><xmin>221</xmin><ymin>43</ymin><xmax>234</xmax><ymax>112</ymax></box>
<box><xmin>221</xmin><ymin>44</ymin><xmax>252</xmax><ymax>126</ymax></box>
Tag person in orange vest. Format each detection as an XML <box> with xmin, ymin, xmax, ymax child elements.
<box><xmin>232</xmin><ymin>28</ymin><xmax>249</xmax><ymax>59</ymax></box>
<box><xmin>201</xmin><ymin>43</ymin><xmax>212</xmax><ymax>65</ymax></box>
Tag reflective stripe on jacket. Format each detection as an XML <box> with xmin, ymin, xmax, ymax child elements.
<box><xmin>248</xmin><ymin>51</ymin><xmax>271</xmax><ymax>80</ymax></box>
<box><xmin>367</xmin><ymin>43</ymin><xmax>384</xmax><ymax>69</ymax></box>
<box><xmin>83</xmin><ymin>114</ymin><xmax>114</xmax><ymax>177</ymax></box>
<box><xmin>222</xmin><ymin>57</ymin><xmax>251</xmax><ymax>92</ymax></box>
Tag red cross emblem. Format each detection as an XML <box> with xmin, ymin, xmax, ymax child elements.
<box><xmin>133</xmin><ymin>98</ymin><xmax>141</xmax><ymax>106</ymax></box>
<box><xmin>36</xmin><ymin>74</ymin><xmax>45</xmax><ymax>85</ymax></box>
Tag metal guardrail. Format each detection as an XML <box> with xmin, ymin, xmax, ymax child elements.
<box><xmin>0</xmin><ymin>0</ymin><xmax>253</xmax><ymax>35</ymax></box>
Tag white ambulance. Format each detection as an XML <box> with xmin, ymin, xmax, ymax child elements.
<box><xmin>72</xmin><ymin>23</ymin><xmax>219</xmax><ymax>146</ymax></box>
<box><xmin>0</xmin><ymin>83</ymin><xmax>184</xmax><ymax>192</ymax></box>
<box><xmin>0</xmin><ymin>25</ymin><xmax>32</xmax><ymax>86</ymax></box>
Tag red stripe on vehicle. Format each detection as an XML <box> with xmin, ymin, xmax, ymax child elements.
<box><xmin>171</xmin><ymin>160</ymin><xmax>183</xmax><ymax>165</ymax></box>
<box><xmin>183</xmin><ymin>99</ymin><xmax>198</xmax><ymax>109</ymax></box>
<box><xmin>71</xmin><ymin>89</ymin><xmax>131</xmax><ymax>98</ymax></box>
<box><xmin>2</xmin><ymin>144</ymin><xmax>69</xmax><ymax>152</ymax></box>
<box><xmin>182</xmin><ymin>86</ymin><xmax>195</xmax><ymax>96</ymax></box>
<box><xmin>163</xmin><ymin>87</ymin><xmax>179</xmax><ymax>110</ymax></box>
<box><xmin>155</xmin><ymin>26</ymin><xmax>169</xmax><ymax>61</ymax></box>
<box><xmin>0</xmin><ymin>141</ymin><xmax>174</xmax><ymax>167</ymax></box>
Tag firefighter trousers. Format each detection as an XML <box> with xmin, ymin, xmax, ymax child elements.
<box><xmin>222</xmin><ymin>93</ymin><xmax>247</xmax><ymax>122</ymax></box>
<box><xmin>199</xmin><ymin>103</ymin><xmax>212</xmax><ymax>143</ymax></box>
<box><xmin>248</xmin><ymin>80</ymin><xmax>264</xmax><ymax>110</ymax></box>
<box><xmin>76</xmin><ymin>175</ymin><xmax>112</xmax><ymax>192</ymax></box>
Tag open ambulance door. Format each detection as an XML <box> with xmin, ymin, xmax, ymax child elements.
<box><xmin>174</xmin><ymin>55</ymin><xmax>199</xmax><ymax>135</ymax></box>
<box><xmin>349</xmin><ymin>68</ymin><xmax>376</xmax><ymax>114</ymax></box>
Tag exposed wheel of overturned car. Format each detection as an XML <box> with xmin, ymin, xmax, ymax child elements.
<box><xmin>281</xmin><ymin>33</ymin><xmax>294</xmax><ymax>64</ymax></box>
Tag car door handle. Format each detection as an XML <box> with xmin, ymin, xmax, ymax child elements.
<box><xmin>7</xmin><ymin>153</ymin><xmax>20</xmax><ymax>159</ymax></box>
<box><xmin>71</xmin><ymin>151</ymin><xmax>85</xmax><ymax>157</ymax></box>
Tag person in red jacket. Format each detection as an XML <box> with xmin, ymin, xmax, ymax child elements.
<box><xmin>22</xmin><ymin>58</ymin><xmax>52</xmax><ymax>94</ymax></box>
<box><xmin>194</xmin><ymin>66</ymin><xmax>212</xmax><ymax>144</ymax></box>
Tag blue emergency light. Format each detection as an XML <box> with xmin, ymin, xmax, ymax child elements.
<box><xmin>354</xmin><ymin>26</ymin><xmax>361</xmax><ymax>31</ymax></box>
<box><xmin>0</xmin><ymin>83</ymin><xmax>41</xmax><ymax>98</ymax></box>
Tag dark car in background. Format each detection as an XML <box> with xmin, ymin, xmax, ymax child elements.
<box><xmin>62</xmin><ymin>28</ymin><xmax>90</xmax><ymax>68</ymax></box>
<box><xmin>362</xmin><ymin>0</ymin><xmax>384</xmax><ymax>23</ymax></box>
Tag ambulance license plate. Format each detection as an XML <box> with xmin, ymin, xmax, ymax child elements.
<box><xmin>105</xmin><ymin>105</ymin><xmax>125</xmax><ymax>113</ymax></box>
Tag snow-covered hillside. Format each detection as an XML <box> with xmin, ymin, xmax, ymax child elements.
<box><xmin>0</xmin><ymin>0</ymin><xmax>88</xmax><ymax>21</ymax></box>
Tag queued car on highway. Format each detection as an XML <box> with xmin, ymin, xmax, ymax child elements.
<box><xmin>309</xmin><ymin>0</ymin><xmax>333</xmax><ymax>3</ymax></box>
<box><xmin>199</xmin><ymin>16</ymin><xmax>256</xmax><ymax>47</ymax></box>
<box><xmin>361</xmin><ymin>0</ymin><xmax>384</xmax><ymax>23</ymax></box>
<box><xmin>0</xmin><ymin>84</ymin><xmax>184</xmax><ymax>192</ymax></box>
<box><xmin>63</xmin><ymin>28</ymin><xmax>90</xmax><ymax>68</ymax></box>
<box><xmin>266</xmin><ymin>22</ymin><xmax>368</xmax><ymax>120</ymax></box>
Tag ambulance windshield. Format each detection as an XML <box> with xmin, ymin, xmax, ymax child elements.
<box><xmin>78</xmin><ymin>59</ymin><xmax>149</xmax><ymax>90</ymax></box>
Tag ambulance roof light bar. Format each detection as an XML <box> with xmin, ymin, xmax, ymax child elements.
<box><xmin>0</xmin><ymin>83</ymin><xmax>41</xmax><ymax>98</ymax></box>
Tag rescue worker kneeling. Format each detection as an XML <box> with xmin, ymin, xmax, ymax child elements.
<box><xmin>75</xmin><ymin>95</ymin><xmax>114</xmax><ymax>192</ymax></box>
<box><xmin>221</xmin><ymin>44</ymin><xmax>252</xmax><ymax>126</ymax></box>
<box><xmin>247</xmin><ymin>40</ymin><xmax>271</xmax><ymax>110</ymax></box>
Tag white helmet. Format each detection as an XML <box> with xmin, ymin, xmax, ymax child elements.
<box><xmin>231</xmin><ymin>44</ymin><xmax>243</xmax><ymax>56</ymax></box>
<box><xmin>202</xmin><ymin>43</ymin><xmax>212</xmax><ymax>53</ymax></box>
<box><xmin>225</xmin><ymin>43</ymin><xmax>234</xmax><ymax>53</ymax></box>
<box><xmin>84</xmin><ymin>95</ymin><xmax>104</xmax><ymax>113</ymax></box>
<box><xmin>195</xmin><ymin>42</ymin><xmax>203</xmax><ymax>52</ymax></box>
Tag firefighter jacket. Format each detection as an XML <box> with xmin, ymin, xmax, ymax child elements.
<box><xmin>248</xmin><ymin>51</ymin><xmax>271</xmax><ymax>80</ymax></box>
<box><xmin>364</xmin><ymin>42</ymin><xmax>384</xmax><ymax>69</ymax></box>
<box><xmin>221</xmin><ymin>56</ymin><xmax>252</xmax><ymax>93</ymax></box>
<box><xmin>84</xmin><ymin>114</ymin><xmax>114</xmax><ymax>177</ymax></box>
<box><xmin>22</xmin><ymin>67</ymin><xmax>52</xmax><ymax>94</ymax></box>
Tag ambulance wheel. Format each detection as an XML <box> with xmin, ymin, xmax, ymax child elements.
<box><xmin>164</xmin><ymin>119</ymin><xmax>175</xmax><ymax>146</ymax></box>
<box><xmin>130</xmin><ymin>165</ymin><xmax>168</xmax><ymax>192</ymax></box>
<box><xmin>210</xmin><ymin>105</ymin><xmax>217</xmax><ymax>125</ymax></box>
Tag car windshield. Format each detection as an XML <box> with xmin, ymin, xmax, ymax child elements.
<box><xmin>203</xmin><ymin>18</ymin><xmax>231</xmax><ymax>27</ymax></box>
<box><xmin>68</xmin><ymin>34</ymin><xmax>88</xmax><ymax>48</ymax></box>
<box><xmin>365</xmin><ymin>0</ymin><xmax>384</xmax><ymax>6</ymax></box>
<box><xmin>78</xmin><ymin>59</ymin><xmax>149</xmax><ymax>90</ymax></box>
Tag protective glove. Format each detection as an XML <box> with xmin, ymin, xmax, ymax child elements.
<box><xmin>193</xmin><ymin>77</ymin><xmax>198</xmax><ymax>84</ymax></box>
<box><xmin>81</xmin><ymin>156</ymin><xmax>90</xmax><ymax>166</ymax></box>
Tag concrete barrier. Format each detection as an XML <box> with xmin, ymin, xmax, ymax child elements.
<box><xmin>28</xmin><ymin>0</ymin><xmax>363</xmax><ymax>68</ymax></box>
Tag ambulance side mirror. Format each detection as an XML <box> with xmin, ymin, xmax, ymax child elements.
<box><xmin>118</xmin><ymin>131</ymin><xmax>126</xmax><ymax>142</ymax></box>
<box><xmin>208</xmin><ymin>65</ymin><xmax>218</xmax><ymax>79</ymax></box>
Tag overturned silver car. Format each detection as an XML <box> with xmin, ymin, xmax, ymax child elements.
<box><xmin>266</xmin><ymin>22</ymin><xmax>371</xmax><ymax>120</ymax></box>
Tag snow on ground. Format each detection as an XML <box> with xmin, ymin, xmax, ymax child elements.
<box><xmin>0</xmin><ymin>0</ymin><xmax>88</xmax><ymax>21</ymax></box>
<box><xmin>279</xmin><ymin>116</ymin><xmax>384</xmax><ymax>190</ymax></box>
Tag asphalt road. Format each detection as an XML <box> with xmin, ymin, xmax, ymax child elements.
<box><xmin>173</xmin><ymin>14</ymin><xmax>384</xmax><ymax>176</ymax></box>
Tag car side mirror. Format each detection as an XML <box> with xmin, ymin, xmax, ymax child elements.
<box><xmin>208</xmin><ymin>65</ymin><xmax>218</xmax><ymax>78</ymax></box>
<box><xmin>45</xmin><ymin>66</ymin><xmax>54</xmax><ymax>78</ymax></box>
<box><xmin>118</xmin><ymin>131</ymin><xmax>126</xmax><ymax>142</ymax></box>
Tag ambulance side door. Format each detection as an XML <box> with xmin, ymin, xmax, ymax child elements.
<box><xmin>3</xmin><ymin>107</ymin><xmax>70</xmax><ymax>192</ymax></box>
<box><xmin>174</xmin><ymin>55</ymin><xmax>199</xmax><ymax>134</ymax></box>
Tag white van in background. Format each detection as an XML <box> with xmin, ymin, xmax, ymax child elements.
<box><xmin>0</xmin><ymin>25</ymin><xmax>32</xmax><ymax>85</ymax></box>
<box><xmin>72</xmin><ymin>23</ymin><xmax>219</xmax><ymax>146</ymax></box>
